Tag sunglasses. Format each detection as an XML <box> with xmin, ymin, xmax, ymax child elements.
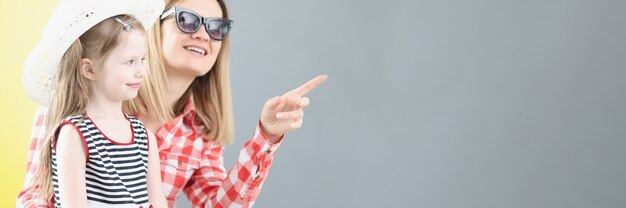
<box><xmin>161</xmin><ymin>7</ymin><xmax>233</xmax><ymax>41</ymax></box>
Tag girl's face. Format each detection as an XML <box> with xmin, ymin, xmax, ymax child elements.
<box><xmin>94</xmin><ymin>30</ymin><xmax>148</xmax><ymax>102</ymax></box>
<box><xmin>160</xmin><ymin>0</ymin><xmax>224</xmax><ymax>78</ymax></box>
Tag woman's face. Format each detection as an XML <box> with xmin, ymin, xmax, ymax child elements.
<box><xmin>161</xmin><ymin>0</ymin><xmax>224</xmax><ymax>78</ymax></box>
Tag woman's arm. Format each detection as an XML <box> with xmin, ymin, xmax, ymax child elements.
<box><xmin>17</xmin><ymin>107</ymin><xmax>50</xmax><ymax>208</ymax></box>
<box><xmin>180</xmin><ymin>124</ymin><xmax>282</xmax><ymax>208</ymax></box>
<box><xmin>183</xmin><ymin>75</ymin><xmax>327</xmax><ymax>208</ymax></box>
<box><xmin>55</xmin><ymin>125</ymin><xmax>88</xmax><ymax>207</ymax></box>
<box><xmin>147</xmin><ymin>130</ymin><xmax>167</xmax><ymax>207</ymax></box>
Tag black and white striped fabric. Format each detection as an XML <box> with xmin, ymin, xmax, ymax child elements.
<box><xmin>51</xmin><ymin>114</ymin><xmax>151</xmax><ymax>208</ymax></box>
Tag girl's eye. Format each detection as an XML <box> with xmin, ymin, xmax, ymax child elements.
<box><xmin>126</xmin><ymin>60</ymin><xmax>135</xmax><ymax>65</ymax></box>
<box><xmin>141</xmin><ymin>58</ymin><xmax>147</xmax><ymax>63</ymax></box>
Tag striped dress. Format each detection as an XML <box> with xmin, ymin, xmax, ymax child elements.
<box><xmin>51</xmin><ymin>114</ymin><xmax>151</xmax><ymax>208</ymax></box>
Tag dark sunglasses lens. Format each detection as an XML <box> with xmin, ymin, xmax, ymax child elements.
<box><xmin>207</xmin><ymin>20</ymin><xmax>231</xmax><ymax>40</ymax></box>
<box><xmin>177</xmin><ymin>11</ymin><xmax>201</xmax><ymax>32</ymax></box>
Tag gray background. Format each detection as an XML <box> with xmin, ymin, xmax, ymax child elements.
<box><xmin>178</xmin><ymin>0</ymin><xmax>626</xmax><ymax>207</ymax></box>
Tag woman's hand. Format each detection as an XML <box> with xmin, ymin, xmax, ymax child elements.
<box><xmin>260</xmin><ymin>75</ymin><xmax>328</xmax><ymax>143</ymax></box>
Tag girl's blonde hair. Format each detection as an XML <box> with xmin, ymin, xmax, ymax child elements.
<box><xmin>127</xmin><ymin>0</ymin><xmax>234</xmax><ymax>145</ymax></box>
<box><xmin>33</xmin><ymin>15</ymin><xmax>145</xmax><ymax>201</ymax></box>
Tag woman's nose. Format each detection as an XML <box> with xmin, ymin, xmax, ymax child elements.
<box><xmin>191</xmin><ymin>24</ymin><xmax>211</xmax><ymax>42</ymax></box>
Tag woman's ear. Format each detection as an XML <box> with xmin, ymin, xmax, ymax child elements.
<box><xmin>80</xmin><ymin>58</ymin><xmax>96</xmax><ymax>80</ymax></box>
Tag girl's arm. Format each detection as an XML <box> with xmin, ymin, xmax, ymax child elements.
<box><xmin>147</xmin><ymin>129</ymin><xmax>167</xmax><ymax>207</ymax></box>
<box><xmin>55</xmin><ymin>125</ymin><xmax>88</xmax><ymax>207</ymax></box>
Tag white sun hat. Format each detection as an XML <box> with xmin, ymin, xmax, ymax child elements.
<box><xmin>22</xmin><ymin>0</ymin><xmax>165</xmax><ymax>106</ymax></box>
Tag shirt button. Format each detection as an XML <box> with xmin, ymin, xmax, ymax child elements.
<box><xmin>253</xmin><ymin>174</ymin><xmax>261</xmax><ymax>180</ymax></box>
<box><xmin>265</xmin><ymin>149</ymin><xmax>272</xmax><ymax>155</ymax></box>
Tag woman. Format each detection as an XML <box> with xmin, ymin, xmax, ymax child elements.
<box><xmin>18</xmin><ymin>0</ymin><xmax>327</xmax><ymax>207</ymax></box>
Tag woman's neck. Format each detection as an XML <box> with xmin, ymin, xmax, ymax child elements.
<box><xmin>141</xmin><ymin>66</ymin><xmax>196</xmax><ymax>132</ymax></box>
<box><xmin>164</xmin><ymin>67</ymin><xmax>196</xmax><ymax>108</ymax></box>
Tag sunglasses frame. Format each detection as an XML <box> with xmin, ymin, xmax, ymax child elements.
<box><xmin>161</xmin><ymin>7</ymin><xmax>234</xmax><ymax>41</ymax></box>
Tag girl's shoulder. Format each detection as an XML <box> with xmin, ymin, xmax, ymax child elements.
<box><xmin>61</xmin><ymin>114</ymin><xmax>88</xmax><ymax>125</ymax></box>
<box><xmin>124</xmin><ymin>114</ymin><xmax>149</xmax><ymax>135</ymax></box>
<box><xmin>125</xmin><ymin>114</ymin><xmax>146</xmax><ymax>126</ymax></box>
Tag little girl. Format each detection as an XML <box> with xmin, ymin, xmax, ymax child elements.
<box><xmin>22</xmin><ymin>0</ymin><xmax>167</xmax><ymax>207</ymax></box>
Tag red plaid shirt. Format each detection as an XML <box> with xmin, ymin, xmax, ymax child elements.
<box><xmin>18</xmin><ymin>100</ymin><xmax>283</xmax><ymax>208</ymax></box>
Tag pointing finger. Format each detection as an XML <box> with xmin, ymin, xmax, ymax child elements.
<box><xmin>290</xmin><ymin>75</ymin><xmax>328</xmax><ymax>97</ymax></box>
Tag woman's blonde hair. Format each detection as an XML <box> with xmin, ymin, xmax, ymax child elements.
<box><xmin>127</xmin><ymin>0</ymin><xmax>234</xmax><ymax>145</ymax></box>
<box><xmin>33</xmin><ymin>15</ymin><xmax>145</xmax><ymax>201</ymax></box>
